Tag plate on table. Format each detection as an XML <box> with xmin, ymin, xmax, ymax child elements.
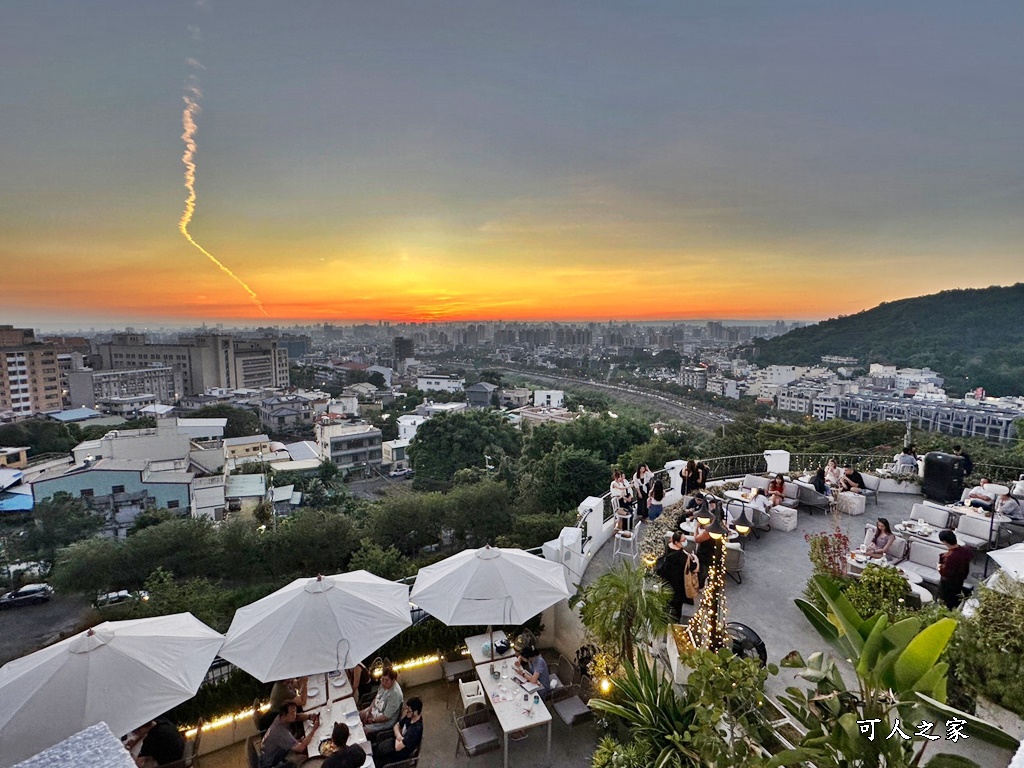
<box><xmin>319</xmin><ymin>739</ymin><xmax>338</xmax><ymax>757</ymax></box>
<box><xmin>331</xmin><ymin>678</ymin><xmax>347</xmax><ymax>688</ymax></box>
<box><xmin>854</xmin><ymin>555</ymin><xmax>867</xmax><ymax>564</ymax></box>
<box><xmin>307</xmin><ymin>687</ymin><xmax>320</xmax><ymax>697</ymax></box>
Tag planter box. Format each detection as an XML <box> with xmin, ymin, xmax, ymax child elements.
<box><xmin>877</xmin><ymin>477</ymin><xmax>922</xmax><ymax>495</ymax></box>
<box><xmin>397</xmin><ymin>657</ymin><xmax>443</xmax><ymax>688</ymax></box>
<box><xmin>976</xmin><ymin>695</ymin><xmax>1024</xmax><ymax>741</ymax></box>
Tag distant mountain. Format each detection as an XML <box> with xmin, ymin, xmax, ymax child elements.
<box><xmin>753</xmin><ymin>283</ymin><xmax>1024</xmax><ymax>397</ymax></box>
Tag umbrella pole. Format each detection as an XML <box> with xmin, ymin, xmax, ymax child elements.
<box><xmin>489</xmin><ymin>625</ymin><xmax>494</xmax><ymax>662</ymax></box>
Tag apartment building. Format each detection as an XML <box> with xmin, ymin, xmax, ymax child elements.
<box><xmin>0</xmin><ymin>326</ymin><xmax>61</xmax><ymax>419</ymax></box>
<box><xmin>96</xmin><ymin>333</ymin><xmax>289</xmax><ymax>396</ymax></box>
<box><xmin>678</xmin><ymin>367</ymin><xmax>709</xmax><ymax>390</ymax></box>
<box><xmin>67</xmin><ymin>365</ymin><xmax>181</xmax><ymax>409</ymax></box>
<box><xmin>315</xmin><ymin>418</ymin><xmax>382</xmax><ymax>477</ymax></box>
<box><xmin>416</xmin><ymin>375</ymin><xmax>465</xmax><ymax>393</ymax></box>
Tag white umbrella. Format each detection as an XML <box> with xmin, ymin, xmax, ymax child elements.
<box><xmin>0</xmin><ymin>613</ymin><xmax>223</xmax><ymax>767</ymax></box>
<box><xmin>410</xmin><ymin>545</ymin><xmax>570</xmax><ymax>627</ymax></box>
<box><xmin>219</xmin><ymin>571</ymin><xmax>411</xmax><ymax>682</ymax></box>
<box><xmin>988</xmin><ymin>542</ymin><xmax>1024</xmax><ymax>581</ymax></box>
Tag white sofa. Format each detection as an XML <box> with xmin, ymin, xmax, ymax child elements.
<box><xmin>899</xmin><ymin>539</ymin><xmax>946</xmax><ymax>585</ymax></box>
<box><xmin>910</xmin><ymin>502</ymin><xmax>951</xmax><ymax>529</ymax></box>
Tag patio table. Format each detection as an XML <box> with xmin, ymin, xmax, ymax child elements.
<box><xmin>476</xmin><ymin>660</ymin><xmax>551</xmax><ymax>768</ymax></box>
<box><xmin>327</xmin><ymin>670</ymin><xmax>354</xmax><ymax>701</ymax></box>
<box><xmin>846</xmin><ymin>553</ymin><xmax>923</xmax><ymax>584</ymax></box>
<box><xmin>305</xmin><ymin>675</ymin><xmax>328</xmax><ymax>710</ymax></box>
<box><xmin>305</xmin><ymin>695</ymin><xmax>374</xmax><ymax>766</ymax></box>
<box><xmin>466</xmin><ymin>630</ymin><xmax>516</xmax><ymax>665</ymax></box>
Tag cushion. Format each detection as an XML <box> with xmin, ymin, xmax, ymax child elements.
<box><xmin>462</xmin><ymin>723</ymin><xmax>499</xmax><ymax>755</ymax></box>
<box><xmin>553</xmin><ymin>696</ymin><xmax>592</xmax><ymax>726</ymax></box>
<box><xmin>837</xmin><ymin>492</ymin><xmax>866</xmax><ymax>516</ymax></box>
<box><xmin>769</xmin><ymin>506</ymin><xmax>798</xmax><ymax>532</ymax></box>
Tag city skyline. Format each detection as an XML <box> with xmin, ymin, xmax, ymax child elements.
<box><xmin>3</xmin><ymin>2</ymin><xmax>1023</xmax><ymax>326</ymax></box>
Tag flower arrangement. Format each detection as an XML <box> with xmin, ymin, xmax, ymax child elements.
<box><xmin>804</xmin><ymin>527</ymin><xmax>850</xmax><ymax>578</ymax></box>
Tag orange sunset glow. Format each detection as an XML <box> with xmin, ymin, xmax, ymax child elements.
<box><xmin>3</xmin><ymin>2</ymin><xmax>1023</xmax><ymax>327</ymax></box>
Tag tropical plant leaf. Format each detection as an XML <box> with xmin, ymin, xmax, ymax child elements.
<box><xmin>895</xmin><ymin>617</ymin><xmax>957</xmax><ymax>691</ymax></box>
<box><xmin>916</xmin><ymin>692</ymin><xmax>1022</xmax><ymax>751</ymax></box>
<box><xmin>813</xmin><ymin>574</ymin><xmax>866</xmax><ymax>655</ymax></box>
<box><xmin>794</xmin><ymin>598</ymin><xmax>840</xmax><ymax>643</ymax></box>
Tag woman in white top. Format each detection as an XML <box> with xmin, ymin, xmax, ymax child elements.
<box><xmin>610</xmin><ymin>470</ymin><xmax>633</xmax><ymax>530</ymax></box>
<box><xmin>824</xmin><ymin>459</ymin><xmax>842</xmax><ymax>487</ymax></box>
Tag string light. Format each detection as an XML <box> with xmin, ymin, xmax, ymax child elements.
<box><xmin>684</xmin><ymin>531</ymin><xmax>730</xmax><ymax>653</ymax></box>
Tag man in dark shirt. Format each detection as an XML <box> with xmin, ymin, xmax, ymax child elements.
<box><xmin>373</xmin><ymin>697</ymin><xmax>423</xmax><ymax>766</ymax></box>
<box><xmin>839</xmin><ymin>466</ymin><xmax>866</xmax><ymax>493</ymax></box>
<box><xmin>129</xmin><ymin>717</ymin><xmax>184</xmax><ymax>768</ymax></box>
<box><xmin>952</xmin><ymin>445</ymin><xmax>974</xmax><ymax>477</ymax></box>
<box><xmin>323</xmin><ymin>722</ymin><xmax>366</xmax><ymax>768</ymax></box>
<box><xmin>937</xmin><ymin>529</ymin><xmax>973</xmax><ymax>609</ymax></box>
<box><xmin>260</xmin><ymin>703</ymin><xmax>319</xmax><ymax>768</ymax></box>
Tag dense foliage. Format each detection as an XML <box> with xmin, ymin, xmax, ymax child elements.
<box><xmin>754</xmin><ymin>282</ymin><xmax>1024</xmax><ymax>396</ymax></box>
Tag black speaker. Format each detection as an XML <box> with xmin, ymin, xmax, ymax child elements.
<box><xmin>922</xmin><ymin>452</ymin><xmax>965</xmax><ymax>503</ymax></box>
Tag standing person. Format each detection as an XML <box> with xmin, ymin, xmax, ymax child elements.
<box><xmin>632</xmin><ymin>464</ymin><xmax>652</xmax><ymax>521</ymax></box>
<box><xmin>647</xmin><ymin>479</ymin><xmax>665</xmax><ymax>522</ymax></box>
<box><xmin>695</xmin><ymin>461</ymin><xmax>711</xmax><ymax>490</ymax></box>
<box><xmin>610</xmin><ymin>470</ymin><xmax>634</xmax><ymax>531</ymax></box>
<box><xmin>348</xmin><ymin>662</ymin><xmax>373</xmax><ymax>704</ymax></box>
<box><xmin>657</xmin><ymin>531</ymin><xmax>692</xmax><ymax>620</ymax></box>
<box><xmin>373</xmin><ymin>698</ymin><xmax>424</xmax><ymax>767</ymax></box>
<box><xmin>360</xmin><ymin>667</ymin><xmax>404</xmax><ymax>736</ymax></box>
<box><xmin>937</xmin><ymin>529</ymin><xmax>973</xmax><ymax>609</ymax></box>
<box><xmin>691</xmin><ymin>512</ymin><xmax>715</xmax><ymax>589</ymax></box>
<box><xmin>680</xmin><ymin>460</ymin><xmax>700</xmax><ymax>496</ymax></box>
<box><xmin>952</xmin><ymin>445</ymin><xmax>974</xmax><ymax>477</ymax></box>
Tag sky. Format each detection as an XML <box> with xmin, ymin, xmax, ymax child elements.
<box><xmin>2</xmin><ymin>1</ymin><xmax>1023</xmax><ymax>327</ymax></box>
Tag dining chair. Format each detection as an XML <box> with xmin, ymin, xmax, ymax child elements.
<box><xmin>439</xmin><ymin>647</ymin><xmax>475</xmax><ymax>709</ymax></box>
<box><xmin>458</xmin><ymin>678</ymin><xmax>486</xmax><ymax>714</ymax></box>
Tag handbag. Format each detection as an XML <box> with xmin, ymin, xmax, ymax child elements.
<box><xmin>683</xmin><ymin>553</ymin><xmax>700</xmax><ymax>600</ymax></box>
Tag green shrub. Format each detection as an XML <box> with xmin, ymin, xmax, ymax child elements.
<box><xmin>845</xmin><ymin>563</ymin><xmax>910</xmax><ymax>619</ymax></box>
<box><xmin>950</xmin><ymin>574</ymin><xmax>1024</xmax><ymax>717</ymax></box>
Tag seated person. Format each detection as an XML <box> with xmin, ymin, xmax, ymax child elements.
<box><xmin>966</xmin><ymin>479</ymin><xmax>996</xmax><ymax>510</ymax></box>
<box><xmin>373</xmin><ymin>698</ymin><xmax>423</xmax><ymax>766</ymax></box>
<box><xmin>824</xmin><ymin>459</ymin><xmax>842</xmax><ymax>487</ymax></box>
<box><xmin>996</xmin><ymin>491</ymin><xmax>1023</xmax><ymax>522</ymax></box>
<box><xmin>263</xmin><ymin>676</ymin><xmax>310</xmax><ymax>735</ymax></box>
<box><xmin>126</xmin><ymin>716</ymin><xmax>184</xmax><ymax>768</ymax></box>
<box><xmin>767</xmin><ymin>474</ymin><xmax>786</xmax><ymax>506</ymax></box>
<box><xmin>260</xmin><ymin>703</ymin><xmax>319</xmax><ymax>768</ymax></box>
<box><xmin>894</xmin><ymin>448</ymin><xmax>918</xmax><ymax>474</ymax></box>
<box><xmin>677</xmin><ymin>491</ymin><xmax>706</xmax><ymax>525</ymax></box>
<box><xmin>747</xmin><ymin>487</ymin><xmax>772</xmax><ymax>513</ymax></box>
<box><xmin>323</xmin><ymin>723</ymin><xmax>366</xmax><ymax>768</ymax></box>
<box><xmin>360</xmin><ymin>666</ymin><xmax>404</xmax><ymax>736</ymax></box>
<box><xmin>514</xmin><ymin>646</ymin><xmax>551</xmax><ymax>698</ymax></box>
<box><xmin>864</xmin><ymin>518</ymin><xmax>895</xmax><ymax>559</ymax></box>
<box><xmin>839</xmin><ymin>466</ymin><xmax>866</xmax><ymax>493</ymax></box>
<box><xmin>811</xmin><ymin>466</ymin><xmax>828</xmax><ymax>495</ymax></box>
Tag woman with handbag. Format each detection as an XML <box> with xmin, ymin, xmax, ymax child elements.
<box><xmin>656</xmin><ymin>532</ymin><xmax>693</xmax><ymax>620</ymax></box>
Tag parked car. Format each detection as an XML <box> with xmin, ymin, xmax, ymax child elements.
<box><xmin>0</xmin><ymin>583</ymin><xmax>55</xmax><ymax>608</ymax></box>
<box><xmin>94</xmin><ymin>590</ymin><xmax>149</xmax><ymax>608</ymax></box>
<box><xmin>389</xmin><ymin>468</ymin><xmax>414</xmax><ymax>479</ymax></box>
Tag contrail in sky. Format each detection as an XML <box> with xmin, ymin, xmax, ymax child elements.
<box><xmin>179</xmin><ymin>75</ymin><xmax>268</xmax><ymax>315</ymax></box>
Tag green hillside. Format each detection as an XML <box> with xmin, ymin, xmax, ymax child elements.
<box><xmin>754</xmin><ymin>283</ymin><xmax>1024</xmax><ymax>397</ymax></box>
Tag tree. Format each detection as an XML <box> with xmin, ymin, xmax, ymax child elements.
<box><xmin>364</xmin><ymin>493</ymin><xmax>446</xmax><ymax>557</ymax></box>
<box><xmin>0</xmin><ymin>420</ymin><xmax>77</xmax><ymax>457</ymax></box>
<box><xmin>517</xmin><ymin>445</ymin><xmax>608</xmax><ymax>515</ymax></box>
<box><xmin>137</xmin><ymin>568</ymin><xmax>234</xmax><ymax>632</ymax></box>
<box><xmin>408</xmin><ymin>410</ymin><xmax>521</xmax><ymax>489</ymax></box>
<box><xmin>263</xmin><ymin>509</ymin><xmax>357</xmax><ymax>579</ymax></box>
<box><xmin>348</xmin><ymin>541</ymin><xmax>414</xmax><ymax>580</ymax></box>
<box><xmin>51</xmin><ymin>537</ymin><xmax>122</xmax><ymax>595</ymax></box>
<box><xmin>580</xmin><ymin>562</ymin><xmax>670</xmax><ymax>667</ymax></box>
<box><xmin>442</xmin><ymin>480</ymin><xmax>515</xmax><ymax>548</ymax></box>
<box><xmin>22</xmin><ymin>492</ymin><xmax>105</xmax><ymax>563</ymax></box>
<box><xmin>190</xmin><ymin>404</ymin><xmax>261</xmax><ymax>439</ymax></box>
<box><xmin>128</xmin><ymin>508</ymin><xmax>176</xmax><ymax>535</ymax></box>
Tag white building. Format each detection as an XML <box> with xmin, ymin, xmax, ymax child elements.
<box><xmin>382</xmin><ymin>438</ymin><xmax>411</xmax><ymax>470</ymax></box>
<box><xmin>416</xmin><ymin>375</ymin><xmax>465</xmax><ymax>393</ymax></box>
<box><xmin>532</xmin><ymin>390</ymin><xmax>565</xmax><ymax>408</ymax></box>
<box><xmin>397</xmin><ymin>414</ymin><xmax>427</xmax><ymax>441</ymax></box>
<box><xmin>314</xmin><ymin>419</ymin><xmax>383</xmax><ymax>477</ymax></box>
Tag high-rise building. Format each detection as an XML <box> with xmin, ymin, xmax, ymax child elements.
<box><xmin>393</xmin><ymin>337</ymin><xmax>415</xmax><ymax>373</ymax></box>
<box><xmin>0</xmin><ymin>325</ymin><xmax>61</xmax><ymax>419</ymax></box>
<box><xmin>96</xmin><ymin>333</ymin><xmax>289</xmax><ymax>396</ymax></box>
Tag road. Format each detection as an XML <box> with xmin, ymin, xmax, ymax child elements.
<box><xmin>0</xmin><ymin>593</ymin><xmax>93</xmax><ymax>665</ymax></box>
<box><xmin>497</xmin><ymin>368</ymin><xmax>733</xmax><ymax>431</ymax></box>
